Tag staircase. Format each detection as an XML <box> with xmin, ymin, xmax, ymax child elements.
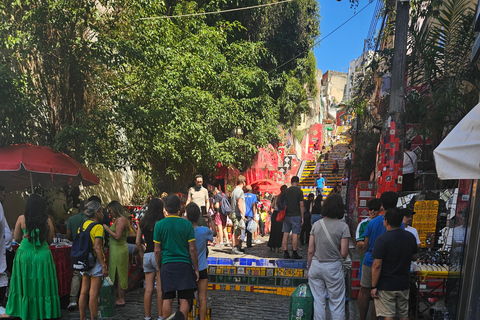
<box><xmin>298</xmin><ymin>126</ymin><xmax>350</xmax><ymax>199</ymax></box>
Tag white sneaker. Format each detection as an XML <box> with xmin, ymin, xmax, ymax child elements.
<box><xmin>67</xmin><ymin>302</ymin><xmax>78</xmax><ymax>310</ymax></box>
<box><xmin>254</xmin><ymin>239</ymin><xmax>262</xmax><ymax>244</ymax></box>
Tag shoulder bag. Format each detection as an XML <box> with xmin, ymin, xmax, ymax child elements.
<box><xmin>319</xmin><ymin>219</ymin><xmax>352</xmax><ymax>272</ymax></box>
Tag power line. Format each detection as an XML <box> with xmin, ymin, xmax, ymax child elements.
<box><xmin>269</xmin><ymin>0</ymin><xmax>375</xmax><ymax>73</ymax></box>
<box><xmin>138</xmin><ymin>0</ymin><xmax>295</xmax><ymax>20</ymax></box>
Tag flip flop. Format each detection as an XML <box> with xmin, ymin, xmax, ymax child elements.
<box><xmin>0</xmin><ymin>314</ymin><xmax>11</xmax><ymax>318</ymax></box>
<box><xmin>115</xmin><ymin>303</ymin><xmax>126</xmax><ymax>307</ymax></box>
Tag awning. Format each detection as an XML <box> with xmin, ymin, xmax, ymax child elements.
<box><xmin>434</xmin><ymin>102</ymin><xmax>480</xmax><ymax>179</ymax></box>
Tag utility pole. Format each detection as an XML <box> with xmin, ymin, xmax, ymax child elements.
<box><xmin>377</xmin><ymin>0</ymin><xmax>409</xmax><ymax>195</ymax></box>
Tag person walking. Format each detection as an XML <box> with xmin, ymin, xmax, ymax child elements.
<box><xmin>186</xmin><ymin>203</ymin><xmax>213</xmax><ymax>320</ymax></box>
<box><xmin>282</xmin><ymin>176</ymin><xmax>304</xmax><ymax>259</ymax></box>
<box><xmin>230</xmin><ymin>176</ymin><xmax>246</xmax><ymax>255</ymax></box>
<box><xmin>244</xmin><ymin>185</ymin><xmax>257</xmax><ymax>248</ymax></box>
<box><xmin>103</xmin><ymin>201</ymin><xmax>129</xmax><ymax>306</ymax></box>
<box><xmin>307</xmin><ymin>194</ymin><xmax>350</xmax><ymax>320</ymax></box>
<box><xmin>315</xmin><ymin>173</ymin><xmax>325</xmax><ymax>198</ymax></box>
<box><xmin>2</xmin><ymin>194</ymin><xmax>61</xmax><ymax>320</ymax></box>
<box><xmin>136</xmin><ymin>198</ymin><xmax>165</xmax><ymax>320</ymax></box>
<box><xmin>268</xmin><ymin>185</ymin><xmax>287</xmax><ymax>252</ymax></box>
<box><xmin>78</xmin><ymin>200</ymin><xmax>109</xmax><ymax>320</ymax></box>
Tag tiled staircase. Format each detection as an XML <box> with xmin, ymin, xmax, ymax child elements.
<box><xmin>298</xmin><ymin>126</ymin><xmax>350</xmax><ymax>199</ymax></box>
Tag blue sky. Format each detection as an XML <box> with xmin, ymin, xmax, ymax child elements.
<box><xmin>314</xmin><ymin>0</ymin><xmax>377</xmax><ymax>74</ymax></box>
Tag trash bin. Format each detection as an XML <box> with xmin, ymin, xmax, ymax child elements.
<box><xmin>289</xmin><ymin>283</ymin><xmax>313</xmax><ymax>320</ymax></box>
<box><xmin>98</xmin><ymin>277</ymin><xmax>116</xmax><ymax>318</ymax></box>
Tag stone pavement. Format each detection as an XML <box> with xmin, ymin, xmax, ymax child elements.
<box><xmin>60</xmin><ymin>235</ymin><xmax>367</xmax><ymax>320</ymax></box>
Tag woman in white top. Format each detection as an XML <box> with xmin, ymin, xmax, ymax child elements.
<box><xmin>307</xmin><ymin>194</ymin><xmax>350</xmax><ymax>320</ymax></box>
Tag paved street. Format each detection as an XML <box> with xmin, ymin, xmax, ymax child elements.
<box><xmin>60</xmin><ymin>235</ymin><xmax>368</xmax><ymax>320</ymax></box>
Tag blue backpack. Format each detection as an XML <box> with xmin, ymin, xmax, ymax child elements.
<box><xmin>71</xmin><ymin>222</ymin><xmax>98</xmax><ymax>271</ymax></box>
<box><xmin>219</xmin><ymin>193</ymin><xmax>232</xmax><ymax>217</ymax></box>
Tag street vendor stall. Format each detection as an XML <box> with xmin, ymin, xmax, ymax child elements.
<box><xmin>0</xmin><ymin>144</ymin><xmax>100</xmax><ymax>298</ymax></box>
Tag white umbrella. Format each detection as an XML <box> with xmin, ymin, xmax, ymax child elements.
<box><xmin>433</xmin><ymin>102</ymin><xmax>480</xmax><ymax>179</ymax></box>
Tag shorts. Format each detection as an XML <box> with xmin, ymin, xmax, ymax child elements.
<box><xmin>163</xmin><ymin>288</ymin><xmax>196</xmax><ymax>300</ymax></box>
<box><xmin>199</xmin><ymin>269</ymin><xmax>208</xmax><ymax>280</ymax></box>
<box><xmin>360</xmin><ymin>264</ymin><xmax>372</xmax><ymax>288</ymax></box>
<box><xmin>81</xmin><ymin>260</ymin><xmax>102</xmax><ymax>278</ymax></box>
<box><xmin>161</xmin><ymin>262</ymin><xmax>197</xmax><ymax>298</ymax></box>
<box><xmin>232</xmin><ymin>217</ymin><xmax>243</xmax><ymax>235</ymax></box>
<box><xmin>143</xmin><ymin>252</ymin><xmax>158</xmax><ymax>273</ymax></box>
<box><xmin>282</xmin><ymin>215</ymin><xmax>302</xmax><ymax>234</ymax></box>
<box><xmin>374</xmin><ymin>289</ymin><xmax>409</xmax><ymax>318</ymax></box>
<box><xmin>215</xmin><ymin>212</ymin><xmax>227</xmax><ymax>226</ymax></box>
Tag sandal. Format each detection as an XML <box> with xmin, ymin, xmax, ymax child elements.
<box><xmin>0</xmin><ymin>314</ymin><xmax>11</xmax><ymax>318</ymax></box>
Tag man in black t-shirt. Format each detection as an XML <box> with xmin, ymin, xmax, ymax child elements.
<box><xmin>281</xmin><ymin>176</ymin><xmax>304</xmax><ymax>259</ymax></box>
<box><xmin>371</xmin><ymin>208</ymin><xmax>418</xmax><ymax>320</ymax></box>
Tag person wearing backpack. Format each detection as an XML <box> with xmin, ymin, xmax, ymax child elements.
<box><xmin>213</xmin><ymin>188</ymin><xmax>229</xmax><ymax>247</ymax></box>
<box><xmin>78</xmin><ymin>200</ymin><xmax>108</xmax><ymax>320</ymax></box>
<box><xmin>2</xmin><ymin>194</ymin><xmax>61</xmax><ymax>320</ymax></box>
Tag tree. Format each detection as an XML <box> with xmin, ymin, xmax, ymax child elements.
<box><xmin>407</xmin><ymin>0</ymin><xmax>478</xmax><ymax>147</ymax></box>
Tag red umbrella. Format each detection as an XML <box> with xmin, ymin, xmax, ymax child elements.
<box><xmin>250</xmin><ymin>179</ymin><xmax>282</xmax><ymax>195</ymax></box>
<box><xmin>0</xmin><ymin>144</ymin><xmax>100</xmax><ymax>192</ymax></box>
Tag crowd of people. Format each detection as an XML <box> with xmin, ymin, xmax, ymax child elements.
<box><xmin>0</xmin><ymin>175</ymin><xmax>421</xmax><ymax>320</ymax></box>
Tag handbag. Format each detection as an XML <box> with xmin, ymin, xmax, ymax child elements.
<box><xmin>238</xmin><ymin>218</ymin><xmax>246</xmax><ymax>229</ymax></box>
<box><xmin>276</xmin><ymin>207</ymin><xmax>286</xmax><ymax>222</ymax></box>
<box><xmin>319</xmin><ymin>219</ymin><xmax>352</xmax><ymax>272</ymax></box>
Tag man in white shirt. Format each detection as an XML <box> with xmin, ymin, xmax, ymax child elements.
<box><xmin>401</xmin><ymin>208</ymin><xmax>421</xmax><ymax>248</ymax></box>
<box><xmin>402</xmin><ymin>141</ymin><xmax>417</xmax><ymax>192</ymax></box>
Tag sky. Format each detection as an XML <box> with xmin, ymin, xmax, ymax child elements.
<box><xmin>313</xmin><ymin>0</ymin><xmax>378</xmax><ymax>74</ymax></box>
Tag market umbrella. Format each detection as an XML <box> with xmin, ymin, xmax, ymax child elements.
<box><xmin>250</xmin><ymin>179</ymin><xmax>282</xmax><ymax>195</ymax></box>
<box><xmin>434</xmin><ymin>102</ymin><xmax>480</xmax><ymax>179</ymax></box>
<box><xmin>0</xmin><ymin>144</ymin><xmax>100</xmax><ymax>192</ymax></box>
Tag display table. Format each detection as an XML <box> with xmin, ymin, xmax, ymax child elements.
<box><xmin>12</xmin><ymin>244</ymin><xmax>72</xmax><ymax>297</ymax></box>
<box><xmin>413</xmin><ymin>269</ymin><xmax>459</xmax><ymax>317</ymax></box>
<box><xmin>50</xmin><ymin>245</ymin><xmax>73</xmax><ymax>297</ymax></box>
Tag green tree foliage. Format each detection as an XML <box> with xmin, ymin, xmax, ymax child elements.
<box><xmin>407</xmin><ymin>0</ymin><xmax>478</xmax><ymax>146</ymax></box>
<box><xmin>0</xmin><ymin>0</ymin><xmax>320</xmax><ymax>190</ymax></box>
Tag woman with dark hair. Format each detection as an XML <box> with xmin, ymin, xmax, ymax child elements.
<box><xmin>267</xmin><ymin>185</ymin><xmax>287</xmax><ymax>252</ymax></box>
<box><xmin>2</xmin><ymin>194</ymin><xmax>61</xmax><ymax>319</ymax></box>
<box><xmin>186</xmin><ymin>203</ymin><xmax>213</xmax><ymax>320</ymax></box>
<box><xmin>310</xmin><ymin>194</ymin><xmax>323</xmax><ymax>225</ymax></box>
<box><xmin>136</xmin><ymin>198</ymin><xmax>165</xmax><ymax>320</ymax></box>
<box><xmin>332</xmin><ymin>160</ymin><xmax>339</xmax><ymax>175</ymax></box>
<box><xmin>103</xmin><ymin>200</ymin><xmax>129</xmax><ymax>306</ymax></box>
<box><xmin>78</xmin><ymin>200</ymin><xmax>108</xmax><ymax>320</ymax></box>
<box><xmin>307</xmin><ymin>194</ymin><xmax>350</xmax><ymax>320</ymax></box>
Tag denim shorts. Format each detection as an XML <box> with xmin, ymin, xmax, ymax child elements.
<box><xmin>282</xmin><ymin>215</ymin><xmax>302</xmax><ymax>234</ymax></box>
<box><xmin>143</xmin><ymin>252</ymin><xmax>158</xmax><ymax>273</ymax></box>
<box><xmin>81</xmin><ymin>260</ymin><xmax>103</xmax><ymax>278</ymax></box>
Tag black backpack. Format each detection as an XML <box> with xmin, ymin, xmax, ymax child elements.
<box><xmin>219</xmin><ymin>193</ymin><xmax>232</xmax><ymax>217</ymax></box>
<box><xmin>71</xmin><ymin>222</ymin><xmax>98</xmax><ymax>271</ymax></box>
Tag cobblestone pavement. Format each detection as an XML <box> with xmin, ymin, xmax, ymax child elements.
<box><xmin>60</xmin><ymin>235</ymin><xmax>366</xmax><ymax>320</ymax></box>
<box><xmin>61</xmin><ymin>288</ymin><xmax>364</xmax><ymax>320</ymax></box>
